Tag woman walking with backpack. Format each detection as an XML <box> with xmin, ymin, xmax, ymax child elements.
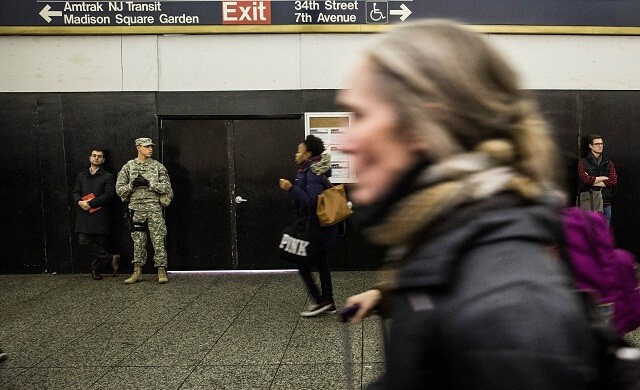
<box><xmin>279</xmin><ymin>135</ymin><xmax>339</xmax><ymax>317</ymax></box>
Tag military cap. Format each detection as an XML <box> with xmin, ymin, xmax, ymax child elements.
<box><xmin>135</xmin><ymin>137</ymin><xmax>155</xmax><ymax>147</ymax></box>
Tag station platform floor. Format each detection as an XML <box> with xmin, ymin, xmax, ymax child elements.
<box><xmin>3</xmin><ymin>270</ymin><xmax>640</xmax><ymax>389</ymax></box>
<box><xmin>0</xmin><ymin>271</ymin><xmax>384</xmax><ymax>389</ymax></box>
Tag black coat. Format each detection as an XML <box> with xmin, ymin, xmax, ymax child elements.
<box><xmin>289</xmin><ymin>161</ymin><xmax>339</xmax><ymax>250</ymax></box>
<box><xmin>370</xmin><ymin>199</ymin><xmax>598</xmax><ymax>389</ymax></box>
<box><xmin>72</xmin><ymin>167</ymin><xmax>115</xmax><ymax>234</ymax></box>
<box><xmin>580</xmin><ymin>153</ymin><xmax>614</xmax><ymax>201</ymax></box>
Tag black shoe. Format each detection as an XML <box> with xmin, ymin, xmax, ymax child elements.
<box><xmin>91</xmin><ymin>271</ymin><xmax>103</xmax><ymax>280</ymax></box>
<box><xmin>0</xmin><ymin>350</ymin><xmax>7</xmax><ymax>364</ymax></box>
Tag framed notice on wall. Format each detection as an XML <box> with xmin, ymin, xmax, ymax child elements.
<box><xmin>304</xmin><ymin>112</ymin><xmax>355</xmax><ymax>184</ymax></box>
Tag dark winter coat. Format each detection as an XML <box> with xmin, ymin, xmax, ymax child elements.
<box><xmin>72</xmin><ymin>167</ymin><xmax>116</xmax><ymax>234</ymax></box>
<box><xmin>289</xmin><ymin>159</ymin><xmax>339</xmax><ymax>250</ymax></box>
<box><xmin>579</xmin><ymin>152</ymin><xmax>617</xmax><ymax>203</ymax></box>
<box><xmin>369</xmin><ymin>196</ymin><xmax>598</xmax><ymax>389</ymax></box>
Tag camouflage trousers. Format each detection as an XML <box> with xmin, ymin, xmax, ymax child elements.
<box><xmin>130</xmin><ymin>209</ymin><xmax>167</xmax><ymax>267</ymax></box>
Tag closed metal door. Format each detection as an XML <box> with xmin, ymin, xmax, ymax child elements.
<box><xmin>161</xmin><ymin>119</ymin><xmax>233</xmax><ymax>270</ymax></box>
<box><xmin>233</xmin><ymin>119</ymin><xmax>301</xmax><ymax>269</ymax></box>
<box><xmin>161</xmin><ymin>118</ymin><xmax>302</xmax><ymax>270</ymax></box>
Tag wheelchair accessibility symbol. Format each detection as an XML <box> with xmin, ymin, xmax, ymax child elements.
<box><xmin>366</xmin><ymin>1</ymin><xmax>388</xmax><ymax>24</ymax></box>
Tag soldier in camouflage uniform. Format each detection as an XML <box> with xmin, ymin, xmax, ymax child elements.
<box><xmin>116</xmin><ymin>138</ymin><xmax>173</xmax><ymax>284</ymax></box>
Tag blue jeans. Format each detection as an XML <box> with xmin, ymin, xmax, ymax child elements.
<box><xmin>603</xmin><ymin>204</ymin><xmax>612</xmax><ymax>224</ymax></box>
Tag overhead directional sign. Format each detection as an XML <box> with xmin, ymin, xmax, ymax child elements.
<box><xmin>389</xmin><ymin>4</ymin><xmax>411</xmax><ymax>22</ymax></box>
<box><xmin>39</xmin><ymin>5</ymin><xmax>63</xmax><ymax>23</ymax></box>
<box><xmin>0</xmin><ymin>1</ymin><xmax>639</xmax><ymax>35</ymax></box>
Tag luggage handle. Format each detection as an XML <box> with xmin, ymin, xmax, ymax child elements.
<box><xmin>339</xmin><ymin>304</ymin><xmax>360</xmax><ymax>323</ymax></box>
<box><xmin>338</xmin><ymin>305</ymin><xmax>360</xmax><ymax>390</ymax></box>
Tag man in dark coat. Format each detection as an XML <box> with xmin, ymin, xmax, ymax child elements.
<box><xmin>72</xmin><ymin>148</ymin><xmax>120</xmax><ymax>280</ymax></box>
<box><xmin>577</xmin><ymin>134</ymin><xmax>617</xmax><ymax>223</ymax></box>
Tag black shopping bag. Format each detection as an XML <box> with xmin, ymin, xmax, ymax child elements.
<box><xmin>277</xmin><ymin>218</ymin><xmax>320</xmax><ymax>267</ymax></box>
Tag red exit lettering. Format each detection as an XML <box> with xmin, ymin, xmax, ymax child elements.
<box><xmin>222</xmin><ymin>1</ymin><xmax>272</xmax><ymax>25</ymax></box>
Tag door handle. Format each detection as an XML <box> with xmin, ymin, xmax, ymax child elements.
<box><xmin>235</xmin><ymin>196</ymin><xmax>248</xmax><ymax>204</ymax></box>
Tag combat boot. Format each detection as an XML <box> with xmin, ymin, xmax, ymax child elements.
<box><xmin>157</xmin><ymin>266</ymin><xmax>168</xmax><ymax>284</ymax></box>
<box><xmin>124</xmin><ymin>263</ymin><xmax>142</xmax><ymax>284</ymax></box>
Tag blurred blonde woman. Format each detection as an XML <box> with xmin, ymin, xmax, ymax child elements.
<box><xmin>340</xmin><ymin>20</ymin><xmax>597</xmax><ymax>389</ymax></box>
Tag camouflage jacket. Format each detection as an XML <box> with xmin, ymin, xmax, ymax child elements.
<box><xmin>116</xmin><ymin>158</ymin><xmax>172</xmax><ymax>211</ymax></box>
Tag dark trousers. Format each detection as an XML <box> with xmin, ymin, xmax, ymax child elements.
<box><xmin>78</xmin><ymin>233</ymin><xmax>111</xmax><ymax>272</ymax></box>
<box><xmin>298</xmin><ymin>250</ymin><xmax>334</xmax><ymax>304</ymax></box>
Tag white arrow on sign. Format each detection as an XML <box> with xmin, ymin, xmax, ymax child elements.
<box><xmin>390</xmin><ymin>4</ymin><xmax>412</xmax><ymax>22</ymax></box>
<box><xmin>40</xmin><ymin>4</ymin><xmax>62</xmax><ymax>23</ymax></box>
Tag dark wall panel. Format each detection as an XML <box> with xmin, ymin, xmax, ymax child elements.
<box><xmin>579</xmin><ymin>91</ymin><xmax>640</xmax><ymax>256</ymax></box>
<box><xmin>61</xmin><ymin>92</ymin><xmax>158</xmax><ymax>178</ymax></box>
<box><xmin>536</xmin><ymin>90</ymin><xmax>580</xmax><ymax>154</ymax></box>
<box><xmin>37</xmin><ymin>94</ymin><xmax>72</xmax><ymax>273</ymax></box>
<box><xmin>157</xmin><ymin>90</ymin><xmax>344</xmax><ymax>117</ymax></box>
<box><xmin>1</xmin><ymin>89</ymin><xmax>639</xmax><ymax>273</ymax></box>
<box><xmin>0</xmin><ymin>94</ymin><xmax>45</xmax><ymax>273</ymax></box>
<box><xmin>157</xmin><ymin>91</ymin><xmax>305</xmax><ymax>117</ymax></box>
<box><xmin>302</xmin><ymin>90</ymin><xmax>341</xmax><ymax>112</ymax></box>
<box><xmin>61</xmin><ymin>92</ymin><xmax>157</xmax><ymax>273</ymax></box>
<box><xmin>536</xmin><ymin>90</ymin><xmax>581</xmax><ymax>196</ymax></box>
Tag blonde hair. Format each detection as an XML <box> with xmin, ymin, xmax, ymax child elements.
<box><xmin>364</xmin><ymin>20</ymin><xmax>560</xmax><ymax>188</ymax></box>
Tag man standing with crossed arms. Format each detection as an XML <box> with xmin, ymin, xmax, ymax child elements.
<box><xmin>577</xmin><ymin>134</ymin><xmax>617</xmax><ymax>223</ymax></box>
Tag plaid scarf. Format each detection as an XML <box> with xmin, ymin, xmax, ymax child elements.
<box><xmin>364</xmin><ymin>141</ymin><xmax>551</xmax><ymax>247</ymax></box>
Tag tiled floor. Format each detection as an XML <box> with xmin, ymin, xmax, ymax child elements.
<box><xmin>0</xmin><ymin>271</ymin><xmax>384</xmax><ymax>389</ymax></box>
<box><xmin>5</xmin><ymin>271</ymin><xmax>640</xmax><ymax>389</ymax></box>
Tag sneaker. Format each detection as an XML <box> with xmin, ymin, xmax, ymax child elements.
<box><xmin>0</xmin><ymin>349</ymin><xmax>7</xmax><ymax>364</ymax></box>
<box><xmin>300</xmin><ymin>302</ymin><xmax>335</xmax><ymax>317</ymax></box>
<box><xmin>324</xmin><ymin>304</ymin><xmax>337</xmax><ymax>314</ymax></box>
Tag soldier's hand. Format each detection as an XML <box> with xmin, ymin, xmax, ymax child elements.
<box><xmin>132</xmin><ymin>175</ymin><xmax>150</xmax><ymax>188</ymax></box>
